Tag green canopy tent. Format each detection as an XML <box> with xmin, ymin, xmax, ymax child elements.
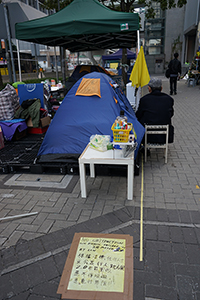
<box><xmin>15</xmin><ymin>0</ymin><xmax>139</xmax><ymax>52</ymax></box>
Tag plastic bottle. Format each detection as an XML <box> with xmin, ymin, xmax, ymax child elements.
<box><xmin>120</xmin><ymin>110</ymin><xmax>128</xmax><ymax>123</ymax></box>
<box><xmin>114</xmin><ymin>110</ymin><xmax>128</xmax><ymax>129</ymax></box>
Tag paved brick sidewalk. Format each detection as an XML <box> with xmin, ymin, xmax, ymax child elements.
<box><xmin>0</xmin><ymin>76</ymin><xmax>200</xmax><ymax>299</ymax></box>
<box><xmin>0</xmin><ymin>206</ymin><xmax>200</xmax><ymax>300</ymax></box>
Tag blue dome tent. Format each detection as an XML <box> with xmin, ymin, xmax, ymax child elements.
<box><xmin>37</xmin><ymin>72</ymin><xmax>145</xmax><ymax>166</ymax></box>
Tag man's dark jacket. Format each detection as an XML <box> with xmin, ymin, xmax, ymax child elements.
<box><xmin>136</xmin><ymin>90</ymin><xmax>174</xmax><ymax>143</ymax></box>
<box><xmin>168</xmin><ymin>58</ymin><xmax>181</xmax><ymax>75</ymax></box>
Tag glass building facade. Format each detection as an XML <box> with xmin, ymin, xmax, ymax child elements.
<box><xmin>144</xmin><ymin>3</ymin><xmax>165</xmax><ymax>56</ymax></box>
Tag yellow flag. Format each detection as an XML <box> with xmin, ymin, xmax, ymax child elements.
<box><xmin>129</xmin><ymin>46</ymin><xmax>150</xmax><ymax>88</ymax></box>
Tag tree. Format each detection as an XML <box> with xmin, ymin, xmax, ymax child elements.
<box><xmin>40</xmin><ymin>0</ymin><xmax>72</xmax><ymax>12</ymax></box>
<box><xmin>41</xmin><ymin>0</ymin><xmax>187</xmax><ymax>84</ymax></box>
<box><xmin>41</xmin><ymin>0</ymin><xmax>187</xmax><ymax>15</ymax></box>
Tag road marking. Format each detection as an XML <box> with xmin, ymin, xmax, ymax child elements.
<box><xmin>1</xmin><ymin>218</ymin><xmax>199</xmax><ymax>276</ymax></box>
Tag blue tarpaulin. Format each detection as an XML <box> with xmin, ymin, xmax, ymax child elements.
<box><xmin>102</xmin><ymin>49</ymin><xmax>136</xmax><ymax>61</ymax></box>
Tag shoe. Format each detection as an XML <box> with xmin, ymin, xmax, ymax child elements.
<box><xmin>174</xmin><ymin>92</ymin><xmax>177</xmax><ymax>95</ymax></box>
<box><xmin>170</xmin><ymin>92</ymin><xmax>173</xmax><ymax>95</ymax></box>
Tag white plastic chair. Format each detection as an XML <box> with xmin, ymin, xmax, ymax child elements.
<box><xmin>144</xmin><ymin>125</ymin><xmax>169</xmax><ymax>163</ymax></box>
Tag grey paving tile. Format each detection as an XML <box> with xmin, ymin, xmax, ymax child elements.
<box><xmin>189</xmin><ymin>210</ymin><xmax>200</xmax><ymax>223</ymax></box>
<box><xmin>0</xmin><ymin>273</ymin><xmax>13</xmax><ymax>300</ymax></box>
<box><xmin>53</xmin><ymin>251</ymin><xmax>68</xmax><ymax>275</ymax></box>
<box><xmin>186</xmin><ymin>244</ymin><xmax>200</xmax><ymax>265</ymax></box>
<box><xmin>24</xmin><ymin>262</ymin><xmax>46</xmax><ymax>287</ymax></box>
<box><xmin>170</xmin><ymin>226</ymin><xmax>184</xmax><ymax>243</ymax></box>
<box><xmin>133</xmin><ymin>281</ymin><xmax>145</xmax><ymax>299</ymax></box>
<box><xmin>39</xmin><ymin>256</ymin><xmax>60</xmax><ymax>280</ymax></box>
<box><xmin>179</xmin><ymin>209</ymin><xmax>192</xmax><ymax>223</ymax></box>
<box><xmin>145</xmin><ymin>224</ymin><xmax>158</xmax><ymax>240</ymax></box>
<box><xmin>77</xmin><ymin>215</ymin><xmax>90</xmax><ymax>223</ymax></box>
<box><xmin>28</xmin><ymin>238</ymin><xmax>45</xmax><ymax>257</ymax></box>
<box><xmin>113</xmin><ymin>207</ymin><xmax>134</xmax><ymax>222</ymax></box>
<box><xmin>10</xmin><ymin>267</ymin><xmax>30</xmax><ymax>294</ymax></box>
<box><xmin>31</xmin><ymin>280</ymin><xmax>61</xmax><ymax>299</ymax></box>
<box><xmin>144</xmin><ymin>207</ymin><xmax>157</xmax><ymax>221</ymax></box>
<box><xmin>182</xmin><ymin>227</ymin><xmax>198</xmax><ymax>244</ymax></box>
<box><xmin>145</xmin><ymin>285</ymin><xmax>178</xmax><ymax>300</ymax></box>
<box><xmin>135</xmin><ymin>269</ymin><xmax>160</xmax><ymax>285</ymax></box>
<box><xmin>7</xmin><ymin>291</ymin><xmax>30</xmax><ymax>300</ymax></box>
<box><xmin>176</xmin><ymin>275</ymin><xmax>196</xmax><ymax>300</ymax></box>
<box><xmin>38</xmin><ymin>219</ymin><xmax>54</xmax><ymax>233</ymax></box>
<box><xmin>156</xmin><ymin>208</ymin><xmax>169</xmax><ymax>221</ymax></box>
<box><xmin>20</xmin><ymin>231</ymin><xmax>43</xmax><ymax>241</ymax></box>
<box><xmin>160</xmin><ymin>250</ymin><xmax>187</xmax><ymax>265</ymax></box>
<box><xmin>2</xmin><ymin>231</ymin><xmax>24</xmax><ymax>249</ymax></box>
<box><xmin>160</xmin><ymin>262</ymin><xmax>176</xmax><ymax>287</ymax></box>
<box><xmin>158</xmin><ymin>225</ymin><xmax>170</xmax><ymax>241</ymax></box>
<box><xmin>15</xmin><ymin>240</ymin><xmax>32</xmax><ymax>263</ymax></box>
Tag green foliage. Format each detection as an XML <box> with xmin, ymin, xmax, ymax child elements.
<box><xmin>40</xmin><ymin>0</ymin><xmax>187</xmax><ymax>14</ymax></box>
<box><xmin>138</xmin><ymin>0</ymin><xmax>187</xmax><ymax>18</ymax></box>
<box><xmin>171</xmin><ymin>35</ymin><xmax>182</xmax><ymax>59</ymax></box>
<box><xmin>40</xmin><ymin>0</ymin><xmax>72</xmax><ymax>12</ymax></box>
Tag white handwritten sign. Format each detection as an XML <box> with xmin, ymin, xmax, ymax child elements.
<box><xmin>67</xmin><ymin>237</ymin><xmax>126</xmax><ymax>292</ymax></box>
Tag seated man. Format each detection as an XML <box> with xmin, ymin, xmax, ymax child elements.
<box><xmin>136</xmin><ymin>77</ymin><xmax>174</xmax><ymax>144</ymax></box>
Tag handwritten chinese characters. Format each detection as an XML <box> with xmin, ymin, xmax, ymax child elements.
<box><xmin>67</xmin><ymin>237</ymin><xmax>126</xmax><ymax>292</ymax></box>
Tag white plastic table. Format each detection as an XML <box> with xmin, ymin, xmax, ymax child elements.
<box><xmin>78</xmin><ymin>143</ymin><xmax>135</xmax><ymax>200</ymax></box>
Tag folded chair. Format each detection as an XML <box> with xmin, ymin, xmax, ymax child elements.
<box><xmin>144</xmin><ymin>125</ymin><xmax>169</xmax><ymax>163</ymax></box>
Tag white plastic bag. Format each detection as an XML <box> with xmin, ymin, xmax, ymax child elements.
<box><xmin>89</xmin><ymin>135</ymin><xmax>111</xmax><ymax>152</ymax></box>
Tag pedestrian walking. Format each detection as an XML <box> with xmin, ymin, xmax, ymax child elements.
<box><xmin>168</xmin><ymin>53</ymin><xmax>181</xmax><ymax>95</ymax></box>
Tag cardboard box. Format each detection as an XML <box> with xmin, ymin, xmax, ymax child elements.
<box><xmin>40</xmin><ymin>116</ymin><xmax>51</xmax><ymax>127</ymax></box>
<box><xmin>12</xmin><ymin>128</ymin><xmax>27</xmax><ymax>141</ymax></box>
<box><xmin>26</xmin><ymin>116</ymin><xmax>51</xmax><ymax>134</ymax></box>
<box><xmin>26</xmin><ymin>116</ymin><xmax>51</xmax><ymax>128</ymax></box>
<box><xmin>57</xmin><ymin>232</ymin><xmax>133</xmax><ymax>300</ymax></box>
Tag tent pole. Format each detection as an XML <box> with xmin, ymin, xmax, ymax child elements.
<box><xmin>16</xmin><ymin>40</ymin><xmax>22</xmax><ymax>82</ymax></box>
<box><xmin>3</xmin><ymin>3</ymin><xmax>16</xmax><ymax>83</ymax></box>
<box><xmin>54</xmin><ymin>46</ymin><xmax>59</xmax><ymax>83</ymax></box>
<box><xmin>136</xmin><ymin>30</ymin><xmax>141</xmax><ymax>109</ymax></box>
<box><xmin>34</xmin><ymin>44</ymin><xmax>39</xmax><ymax>78</ymax></box>
<box><xmin>4</xmin><ymin>39</ymin><xmax>13</xmax><ymax>82</ymax></box>
<box><xmin>77</xmin><ymin>52</ymin><xmax>79</xmax><ymax>65</ymax></box>
<box><xmin>122</xmin><ymin>48</ymin><xmax>127</xmax><ymax>87</ymax></box>
<box><xmin>60</xmin><ymin>47</ymin><xmax>66</xmax><ymax>86</ymax></box>
<box><xmin>137</xmin><ymin>30</ymin><xmax>140</xmax><ymax>53</ymax></box>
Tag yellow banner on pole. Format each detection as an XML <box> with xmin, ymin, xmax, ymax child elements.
<box><xmin>129</xmin><ymin>46</ymin><xmax>150</xmax><ymax>89</ymax></box>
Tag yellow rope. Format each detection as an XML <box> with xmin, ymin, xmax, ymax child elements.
<box><xmin>140</xmin><ymin>154</ymin><xmax>144</xmax><ymax>261</ymax></box>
